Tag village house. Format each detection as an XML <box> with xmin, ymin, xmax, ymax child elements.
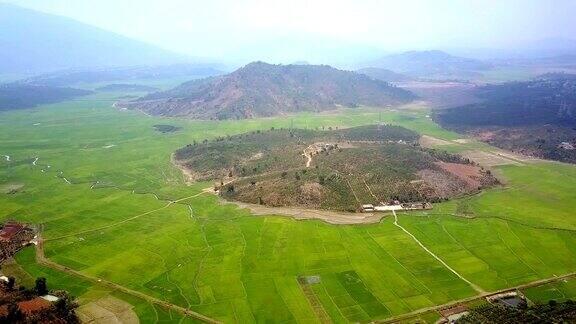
<box><xmin>0</xmin><ymin>221</ymin><xmax>35</xmax><ymax>263</ymax></box>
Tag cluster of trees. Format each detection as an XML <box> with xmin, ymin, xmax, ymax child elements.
<box><xmin>458</xmin><ymin>300</ymin><xmax>576</xmax><ymax>323</ymax></box>
<box><xmin>424</xmin><ymin>148</ymin><xmax>473</xmax><ymax>165</ymax></box>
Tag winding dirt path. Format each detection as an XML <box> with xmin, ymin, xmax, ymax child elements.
<box><xmin>392</xmin><ymin>210</ymin><xmax>484</xmax><ymax>293</ymax></box>
<box><xmin>303</xmin><ymin>151</ymin><xmax>312</xmax><ymax>168</ymax></box>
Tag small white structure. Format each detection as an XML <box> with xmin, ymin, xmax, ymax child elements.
<box><xmin>559</xmin><ymin>142</ymin><xmax>575</xmax><ymax>150</ymax></box>
<box><xmin>361</xmin><ymin>204</ymin><xmax>374</xmax><ymax>212</ymax></box>
<box><xmin>41</xmin><ymin>295</ymin><xmax>60</xmax><ymax>302</ymax></box>
<box><xmin>0</xmin><ymin>275</ymin><xmax>9</xmax><ymax>283</ymax></box>
<box><xmin>29</xmin><ymin>235</ymin><xmax>38</xmax><ymax>246</ymax></box>
<box><xmin>374</xmin><ymin>205</ymin><xmax>403</xmax><ymax>212</ymax></box>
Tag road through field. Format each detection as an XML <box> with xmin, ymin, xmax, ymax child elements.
<box><xmin>392</xmin><ymin>210</ymin><xmax>485</xmax><ymax>293</ymax></box>
<box><xmin>380</xmin><ymin>270</ymin><xmax>576</xmax><ymax>323</ymax></box>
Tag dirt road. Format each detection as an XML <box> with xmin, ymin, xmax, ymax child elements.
<box><xmin>392</xmin><ymin>210</ymin><xmax>484</xmax><ymax>293</ymax></box>
<box><xmin>380</xmin><ymin>269</ymin><xmax>576</xmax><ymax>323</ymax></box>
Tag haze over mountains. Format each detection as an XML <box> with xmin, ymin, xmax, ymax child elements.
<box><xmin>0</xmin><ymin>3</ymin><xmax>191</xmax><ymax>73</ymax></box>
<box><xmin>365</xmin><ymin>50</ymin><xmax>492</xmax><ymax>78</ymax></box>
<box><xmin>356</xmin><ymin>68</ymin><xmax>412</xmax><ymax>82</ymax></box>
<box><xmin>123</xmin><ymin>62</ymin><xmax>416</xmax><ymax>119</ymax></box>
<box><xmin>18</xmin><ymin>64</ymin><xmax>225</xmax><ymax>87</ymax></box>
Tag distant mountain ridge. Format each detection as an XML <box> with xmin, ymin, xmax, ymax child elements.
<box><xmin>0</xmin><ymin>4</ymin><xmax>191</xmax><ymax>73</ymax></box>
<box><xmin>0</xmin><ymin>84</ymin><xmax>92</xmax><ymax>111</ymax></box>
<box><xmin>368</xmin><ymin>50</ymin><xmax>492</xmax><ymax>77</ymax></box>
<box><xmin>122</xmin><ymin>62</ymin><xmax>416</xmax><ymax>120</ymax></box>
<box><xmin>357</xmin><ymin>67</ymin><xmax>413</xmax><ymax>82</ymax></box>
<box><xmin>18</xmin><ymin>64</ymin><xmax>225</xmax><ymax>87</ymax></box>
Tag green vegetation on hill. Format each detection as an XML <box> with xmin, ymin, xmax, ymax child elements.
<box><xmin>175</xmin><ymin>125</ymin><xmax>494</xmax><ymax>210</ymax></box>
<box><xmin>124</xmin><ymin>62</ymin><xmax>416</xmax><ymax>119</ymax></box>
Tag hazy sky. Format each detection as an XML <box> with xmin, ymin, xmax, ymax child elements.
<box><xmin>7</xmin><ymin>0</ymin><xmax>576</xmax><ymax>63</ymax></box>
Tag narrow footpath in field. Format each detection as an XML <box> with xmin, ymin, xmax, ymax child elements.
<box><xmin>303</xmin><ymin>150</ymin><xmax>312</xmax><ymax>167</ymax></box>
<box><xmin>34</xmin><ymin>236</ymin><xmax>220</xmax><ymax>323</ymax></box>
<box><xmin>46</xmin><ymin>191</ymin><xmax>207</xmax><ymax>241</ymax></box>
<box><xmin>392</xmin><ymin>210</ymin><xmax>485</xmax><ymax>293</ymax></box>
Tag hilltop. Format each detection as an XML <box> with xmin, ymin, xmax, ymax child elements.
<box><xmin>174</xmin><ymin>125</ymin><xmax>497</xmax><ymax>211</ymax></box>
<box><xmin>123</xmin><ymin>62</ymin><xmax>416</xmax><ymax>119</ymax></box>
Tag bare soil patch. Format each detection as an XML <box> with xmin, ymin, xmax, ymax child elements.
<box><xmin>1</xmin><ymin>183</ymin><xmax>24</xmax><ymax>194</ymax></box>
<box><xmin>461</xmin><ymin>150</ymin><xmax>528</xmax><ymax>167</ymax></box>
<box><xmin>77</xmin><ymin>295</ymin><xmax>139</xmax><ymax>324</ymax></box>
<box><xmin>223</xmin><ymin>199</ymin><xmax>385</xmax><ymax>225</ymax></box>
<box><xmin>435</xmin><ymin>162</ymin><xmax>485</xmax><ymax>187</ymax></box>
<box><xmin>419</xmin><ymin>135</ymin><xmax>452</xmax><ymax>148</ymax></box>
<box><xmin>417</xmin><ymin>169</ymin><xmax>471</xmax><ymax>198</ymax></box>
<box><xmin>171</xmin><ymin>153</ymin><xmax>201</xmax><ymax>184</ymax></box>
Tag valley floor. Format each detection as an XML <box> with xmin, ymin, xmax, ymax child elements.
<box><xmin>2</xmin><ymin>95</ymin><xmax>576</xmax><ymax>323</ymax></box>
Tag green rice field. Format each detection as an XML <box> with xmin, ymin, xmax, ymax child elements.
<box><xmin>2</xmin><ymin>92</ymin><xmax>576</xmax><ymax>323</ymax></box>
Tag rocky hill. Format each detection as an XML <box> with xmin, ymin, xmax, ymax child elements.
<box><xmin>122</xmin><ymin>62</ymin><xmax>416</xmax><ymax>120</ymax></box>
